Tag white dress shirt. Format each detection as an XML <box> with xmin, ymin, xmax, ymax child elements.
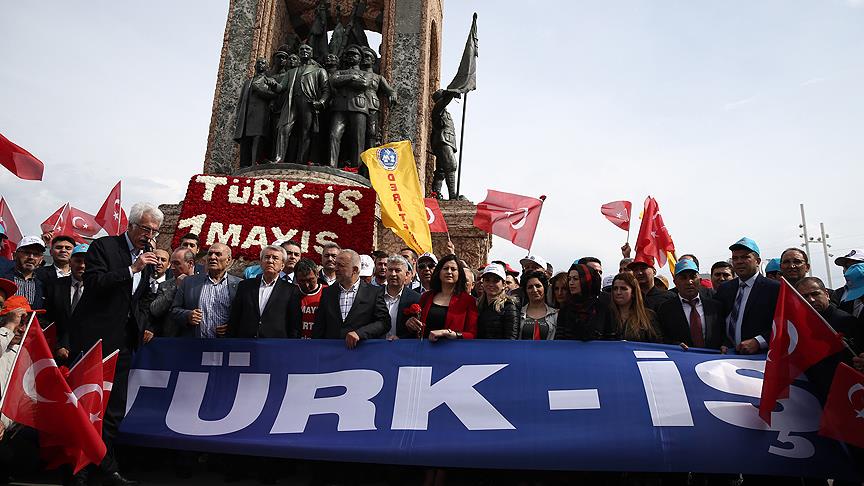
<box><xmin>125</xmin><ymin>233</ymin><xmax>143</xmax><ymax>295</ymax></box>
<box><xmin>258</xmin><ymin>276</ymin><xmax>278</xmax><ymax>316</ymax></box>
<box><xmin>727</xmin><ymin>273</ymin><xmax>765</xmax><ymax>348</ymax></box>
<box><xmin>384</xmin><ymin>287</ymin><xmax>403</xmax><ymax>337</ymax></box>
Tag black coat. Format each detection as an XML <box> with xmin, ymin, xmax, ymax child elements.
<box><xmin>643</xmin><ymin>286</ymin><xmax>675</xmax><ymax>312</ymax></box>
<box><xmin>43</xmin><ymin>275</ymin><xmax>77</xmax><ymax>351</ymax></box>
<box><xmin>34</xmin><ymin>264</ymin><xmax>62</xmax><ymax>293</ymax></box>
<box><xmin>392</xmin><ymin>288</ymin><xmax>422</xmax><ymax>338</ymax></box>
<box><xmin>228</xmin><ymin>277</ymin><xmax>303</xmax><ymax>338</ymax></box>
<box><xmin>657</xmin><ymin>293</ymin><xmax>726</xmax><ymax>350</ymax></box>
<box><xmin>312</xmin><ymin>280</ymin><xmax>390</xmax><ymax>340</ymax></box>
<box><xmin>476</xmin><ymin>298</ymin><xmax>519</xmax><ymax>340</ymax></box>
<box><xmin>555</xmin><ymin>296</ymin><xmax>607</xmax><ymax>341</ymax></box>
<box><xmin>70</xmin><ymin>235</ymin><xmax>153</xmax><ymax>356</ymax></box>
<box><xmin>714</xmin><ymin>275</ymin><xmax>780</xmax><ymax>347</ymax></box>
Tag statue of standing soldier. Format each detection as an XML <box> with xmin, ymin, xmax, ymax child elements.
<box><xmin>328</xmin><ymin>46</ymin><xmax>369</xmax><ymax>168</ymax></box>
<box><xmin>430</xmin><ymin>89</ymin><xmax>462</xmax><ymax>199</ymax></box>
<box><xmin>360</xmin><ymin>47</ymin><xmax>397</xmax><ymax>150</ymax></box>
<box><xmin>270</xmin><ymin>44</ymin><xmax>330</xmax><ymax>165</ymax></box>
<box><xmin>233</xmin><ymin>58</ymin><xmax>276</xmax><ymax>168</ymax></box>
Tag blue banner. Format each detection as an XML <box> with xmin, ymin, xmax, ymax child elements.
<box><xmin>119</xmin><ymin>339</ymin><xmax>859</xmax><ymax>480</ymax></box>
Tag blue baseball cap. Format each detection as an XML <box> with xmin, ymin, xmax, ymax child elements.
<box><xmin>71</xmin><ymin>243</ymin><xmax>89</xmax><ymax>256</ymax></box>
<box><xmin>765</xmin><ymin>258</ymin><xmax>781</xmax><ymax>274</ymax></box>
<box><xmin>842</xmin><ymin>263</ymin><xmax>864</xmax><ymax>302</ymax></box>
<box><xmin>674</xmin><ymin>258</ymin><xmax>699</xmax><ymax>275</ymax></box>
<box><xmin>730</xmin><ymin>237</ymin><xmax>760</xmax><ymax>256</ymax></box>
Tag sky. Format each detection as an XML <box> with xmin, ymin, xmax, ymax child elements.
<box><xmin>2</xmin><ymin>0</ymin><xmax>863</xmax><ymax>288</ymax></box>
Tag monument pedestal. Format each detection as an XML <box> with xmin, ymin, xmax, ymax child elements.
<box><xmin>159</xmin><ymin>165</ymin><xmax>491</xmax><ymax>269</ymax></box>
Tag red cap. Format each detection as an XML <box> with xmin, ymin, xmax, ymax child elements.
<box><xmin>0</xmin><ymin>295</ymin><xmax>46</xmax><ymax>315</ymax></box>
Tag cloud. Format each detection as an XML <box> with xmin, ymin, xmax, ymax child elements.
<box><xmin>723</xmin><ymin>95</ymin><xmax>758</xmax><ymax>111</ymax></box>
<box><xmin>847</xmin><ymin>0</ymin><xmax>864</xmax><ymax>8</ymax></box>
<box><xmin>800</xmin><ymin>77</ymin><xmax>828</xmax><ymax>87</ymax></box>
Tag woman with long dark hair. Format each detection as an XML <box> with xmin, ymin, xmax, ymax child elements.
<box><xmin>605</xmin><ymin>272</ymin><xmax>662</xmax><ymax>343</ymax></box>
<box><xmin>518</xmin><ymin>270</ymin><xmax>557</xmax><ymax>340</ymax></box>
<box><xmin>400</xmin><ymin>253</ymin><xmax>477</xmax><ymax>340</ymax></box>
<box><xmin>555</xmin><ymin>263</ymin><xmax>605</xmax><ymax>340</ymax></box>
<box><xmin>546</xmin><ymin>271</ymin><xmax>570</xmax><ymax>309</ymax></box>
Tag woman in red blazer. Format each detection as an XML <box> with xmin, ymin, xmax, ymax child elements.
<box><xmin>404</xmin><ymin>253</ymin><xmax>477</xmax><ymax>340</ymax></box>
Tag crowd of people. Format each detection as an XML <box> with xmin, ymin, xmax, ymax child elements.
<box><xmin>0</xmin><ymin>202</ymin><xmax>863</xmax><ymax>485</ymax></box>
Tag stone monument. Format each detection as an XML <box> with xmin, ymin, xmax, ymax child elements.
<box><xmin>158</xmin><ymin>0</ymin><xmax>491</xmax><ymax>268</ymax></box>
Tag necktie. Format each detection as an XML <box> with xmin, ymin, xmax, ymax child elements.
<box><xmin>727</xmin><ymin>282</ymin><xmax>748</xmax><ymax>343</ymax></box>
<box><xmin>685</xmin><ymin>298</ymin><xmax>704</xmax><ymax>347</ymax></box>
<box><xmin>71</xmin><ymin>281</ymin><xmax>82</xmax><ymax>311</ymax></box>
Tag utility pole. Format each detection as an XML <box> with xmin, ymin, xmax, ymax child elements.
<box><xmin>817</xmin><ymin>222</ymin><xmax>833</xmax><ymax>288</ymax></box>
<box><xmin>798</xmin><ymin>204</ymin><xmax>813</xmax><ymax>277</ymax></box>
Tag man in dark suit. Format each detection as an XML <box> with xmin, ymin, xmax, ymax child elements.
<box><xmin>380</xmin><ymin>254</ymin><xmax>420</xmax><ymax>338</ymax></box>
<box><xmin>658</xmin><ymin>259</ymin><xmax>725</xmax><ymax>350</ymax></box>
<box><xmin>229</xmin><ymin>245</ymin><xmax>302</xmax><ymax>338</ymax></box>
<box><xmin>170</xmin><ymin>243</ymin><xmax>240</xmax><ymax>338</ymax></box>
<box><xmin>715</xmin><ymin>237</ymin><xmax>780</xmax><ymax>355</ymax></box>
<box><xmin>34</xmin><ymin>234</ymin><xmax>75</xmax><ymax>292</ymax></box>
<box><xmin>149</xmin><ymin>248</ymin><xmax>196</xmax><ymax>338</ymax></box>
<box><xmin>43</xmin><ymin>243</ymin><xmax>89</xmax><ymax>362</ymax></box>
<box><xmin>312</xmin><ymin>249</ymin><xmax>390</xmax><ymax>348</ymax></box>
<box><xmin>69</xmin><ymin>203</ymin><xmax>164</xmax><ymax>486</ymax></box>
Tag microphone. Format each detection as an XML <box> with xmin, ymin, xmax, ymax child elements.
<box><xmin>143</xmin><ymin>239</ymin><xmax>156</xmax><ymax>276</ymax></box>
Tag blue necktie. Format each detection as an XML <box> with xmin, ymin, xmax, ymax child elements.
<box><xmin>727</xmin><ymin>282</ymin><xmax>748</xmax><ymax>343</ymax></box>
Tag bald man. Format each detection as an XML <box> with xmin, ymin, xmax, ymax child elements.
<box><xmin>170</xmin><ymin>243</ymin><xmax>241</xmax><ymax>338</ymax></box>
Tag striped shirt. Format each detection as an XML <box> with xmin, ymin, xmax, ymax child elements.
<box><xmin>13</xmin><ymin>270</ymin><xmax>37</xmax><ymax>306</ymax></box>
<box><xmin>198</xmin><ymin>275</ymin><xmax>231</xmax><ymax>338</ymax></box>
<box><xmin>339</xmin><ymin>279</ymin><xmax>360</xmax><ymax>321</ymax></box>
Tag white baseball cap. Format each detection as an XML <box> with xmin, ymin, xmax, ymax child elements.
<box><xmin>480</xmin><ymin>263</ymin><xmax>506</xmax><ymax>281</ymax></box>
<box><xmin>17</xmin><ymin>235</ymin><xmax>46</xmax><ymax>251</ymax></box>
<box><xmin>519</xmin><ymin>254</ymin><xmax>548</xmax><ymax>272</ymax></box>
<box><xmin>835</xmin><ymin>249</ymin><xmax>864</xmax><ymax>268</ymax></box>
<box><xmin>359</xmin><ymin>254</ymin><xmax>374</xmax><ymax>277</ymax></box>
<box><xmin>417</xmin><ymin>252</ymin><xmax>438</xmax><ymax>267</ymax></box>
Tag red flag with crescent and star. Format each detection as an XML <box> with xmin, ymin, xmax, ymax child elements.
<box><xmin>819</xmin><ymin>362</ymin><xmax>864</xmax><ymax>448</ymax></box>
<box><xmin>473</xmin><ymin>190</ymin><xmax>544</xmax><ymax>250</ymax></box>
<box><xmin>600</xmin><ymin>200</ymin><xmax>632</xmax><ymax>231</ymax></box>
<box><xmin>0</xmin><ymin>197</ymin><xmax>23</xmax><ymax>259</ymax></box>
<box><xmin>633</xmin><ymin>196</ymin><xmax>675</xmax><ymax>267</ymax></box>
<box><xmin>424</xmin><ymin>198</ymin><xmax>449</xmax><ymax>233</ymax></box>
<box><xmin>41</xmin><ymin>205</ymin><xmax>102</xmax><ymax>241</ymax></box>
<box><xmin>758</xmin><ymin>278</ymin><xmax>845</xmax><ymax>424</ymax></box>
<box><xmin>94</xmin><ymin>181</ymin><xmax>128</xmax><ymax>236</ymax></box>
<box><xmin>40</xmin><ymin>340</ymin><xmax>106</xmax><ymax>472</ymax></box>
<box><xmin>0</xmin><ymin>315</ymin><xmax>106</xmax><ymax>472</ymax></box>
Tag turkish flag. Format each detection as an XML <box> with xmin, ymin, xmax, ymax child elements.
<box><xmin>819</xmin><ymin>362</ymin><xmax>864</xmax><ymax>448</ymax></box>
<box><xmin>633</xmin><ymin>196</ymin><xmax>675</xmax><ymax>267</ymax></box>
<box><xmin>42</xmin><ymin>322</ymin><xmax>58</xmax><ymax>352</ymax></box>
<box><xmin>424</xmin><ymin>198</ymin><xmax>449</xmax><ymax>233</ymax></box>
<box><xmin>474</xmin><ymin>190</ymin><xmax>545</xmax><ymax>250</ymax></box>
<box><xmin>94</xmin><ymin>181</ymin><xmax>128</xmax><ymax>236</ymax></box>
<box><xmin>0</xmin><ymin>316</ymin><xmax>106</xmax><ymax>472</ymax></box>
<box><xmin>759</xmin><ymin>279</ymin><xmax>845</xmax><ymax>424</ymax></box>
<box><xmin>600</xmin><ymin>200</ymin><xmax>632</xmax><ymax>231</ymax></box>
<box><xmin>41</xmin><ymin>205</ymin><xmax>101</xmax><ymax>239</ymax></box>
<box><xmin>41</xmin><ymin>341</ymin><xmax>105</xmax><ymax>472</ymax></box>
<box><xmin>100</xmin><ymin>349</ymin><xmax>119</xmax><ymax>428</ymax></box>
<box><xmin>0</xmin><ymin>197</ymin><xmax>23</xmax><ymax>259</ymax></box>
<box><xmin>0</xmin><ymin>132</ymin><xmax>44</xmax><ymax>181</ymax></box>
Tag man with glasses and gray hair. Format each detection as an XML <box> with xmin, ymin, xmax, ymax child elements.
<box><xmin>68</xmin><ymin>202</ymin><xmax>164</xmax><ymax>486</ymax></box>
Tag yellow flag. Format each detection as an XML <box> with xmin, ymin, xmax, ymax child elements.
<box><xmin>361</xmin><ymin>140</ymin><xmax>433</xmax><ymax>254</ymax></box>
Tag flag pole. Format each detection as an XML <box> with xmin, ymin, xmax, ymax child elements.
<box><xmin>0</xmin><ymin>312</ymin><xmax>36</xmax><ymax>411</ymax></box>
<box><xmin>455</xmin><ymin>93</ymin><xmax>468</xmax><ymax>198</ymax></box>
<box><xmin>526</xmin><ymin>195</ymin><xmax>547</xmax><ymax>257</ymax></box>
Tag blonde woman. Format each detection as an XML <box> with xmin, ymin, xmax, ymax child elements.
<box><xmin>476</xmin><ymin>263</ymin><xmax>519</xmax><ymax>339</ymax></box>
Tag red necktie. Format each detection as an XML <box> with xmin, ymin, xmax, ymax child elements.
<box><xmin>685</xmin><ymin>298</ymin><xmax>704</xmax><ymax>347</ymax></box>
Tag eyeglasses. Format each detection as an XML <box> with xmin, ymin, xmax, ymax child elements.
<box><xmin>132</xmin><ymin>223</ymin><xmax>160</xmax><ymax>237</ymax></box>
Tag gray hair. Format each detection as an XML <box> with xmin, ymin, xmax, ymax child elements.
<box><xmin>340</xmin><ymin>249</ymin><xmax>360</xmax><ymax>270</ymax></box>
<box><xmin>260</xmin><ymin>244</ymin><xmax>287</xmax><ymax>262</ymax></box>
<box><xmin>387</xmin><ymin>254</ymin><xmax>410</xmax><ymax>270</ymax></box>
<box><xmin>128</xmin><ymin>202</ymin><xmax>164</xmax><ymax>226</ymax></box>
<box><xmin>172</xmin><ymin>247</ymin><xmax>195</xmax><ymax>263</ymax></box>
<box><xmin>320</xmin><ymin>242</ymin><xmax>341</xmax><ymax>254</ymax></box>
